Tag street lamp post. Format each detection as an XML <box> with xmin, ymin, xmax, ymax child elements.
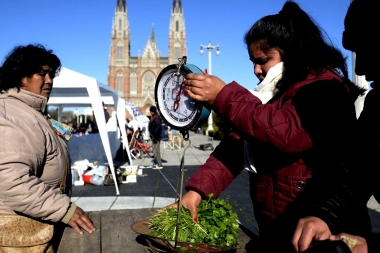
<box><xmin>74</xmin><ymin>108</ymin><xmax>80</xmax><ymax>125</ymax></box>
<box><xmin>200</xmin><ymin>41</ymin><xmax>220</xmax><ymax>136</ymax></box>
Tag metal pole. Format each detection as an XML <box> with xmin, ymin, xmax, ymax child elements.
<box><xmin>200</xmin><ymin>41</ymin><xmax>219</xmax><ymax>135</ymax></box>
<box><xmin>208</xmin><ymin>45</ymin><xmax>212</xmax><ymax>75</ymax></box>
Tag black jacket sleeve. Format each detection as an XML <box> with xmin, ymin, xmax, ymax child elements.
<box><xmin>291</xmin><ymin>79</ymin><xmax>360</xmax><ymax>235</ymax></box>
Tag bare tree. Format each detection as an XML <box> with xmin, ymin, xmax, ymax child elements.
<box><xmin>47</xmin><ymin>107</ymin><xmax>58</xmax><ymax>120</ymax></box>
<box><xmin>62</xmin><ymin>111</ymin><xmax>75</xmax><ymax>124</ymax></box>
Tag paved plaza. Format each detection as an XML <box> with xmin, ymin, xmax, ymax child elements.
<box><xmin>71</xmin><ymin>131</ymin><xmax>380</xmax><ymax>236</ymax></box>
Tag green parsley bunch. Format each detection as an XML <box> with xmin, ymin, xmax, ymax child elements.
<box><xmin>148</xmin><ymin>194</ymin><xmax>240</xmax><ymax>247</ymax></box>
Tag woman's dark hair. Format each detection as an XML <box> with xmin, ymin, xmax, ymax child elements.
<box><xmin>0</xmin><ymin>44</ymin><xmax>61</xmax><ymax>92</ymax></box>
<box><xmin>244</xmin><ymin>1</ymin><xmax>350</xmax><ymax>91</ymax></box>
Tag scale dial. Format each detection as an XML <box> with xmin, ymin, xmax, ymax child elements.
<box><xmin>155</xmin><ymin>63</ymin><xmax>209</xmax><ymax>131</ymax></box>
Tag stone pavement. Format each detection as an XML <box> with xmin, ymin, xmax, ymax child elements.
<box><xmin>71</xmin><ymin>131</ymin><xmax>380</xmax><ymax>236</ymax></box>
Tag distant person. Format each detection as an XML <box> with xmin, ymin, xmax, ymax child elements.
<box><xmin>106</xmin><ymin>110</ymin><xmax>118</xmax><ymax>132</ymax></box>
<box><xmin>128</xmin><ymin>119</ymin><xmax>139</xmax><ymax>132</ymax></box>
<box><xmin>78</xmin><ymin>121</ymin><xmax>87</xmax><ymax>135</ymax></box>
<box><xmin>126</xmin><ymin>126</ymin><xmax>134</xmax><ymax>146</ymax></box>
<box><xmin>115</xmin><ymin>125</ymin><xmax>134</xmax><ymax>163</ymax></box>
<box><xmin>72</xmin><ymin>123</ymin><xmax>79</xmax><ymax>133</ymax></box>
<box><xmin>148</xmin><ymin>106</ymin><xmax>163</xmax><ymax>169</ymax></box>
<box><xmin>0</xmin><ymin>44</ymin><xmax>95</xmax><ymax>252</ymax></box>
<box><xmin>89</xmin><ymin>112</ymin><xmax>99</xmax><ymax>134</ymax></box>
<box><xmin>168</xmin><ymin>1</ymin><xmax>365</xmax><ymax>252</ymax></box>
<box><xmin>102</xmin><ymin>101</ymin><xmax>110</xmax><ymax>123</ymax></box>
<box><xmin>89</xmin><ymin>105</ymin><xmax>114</xmax><ymax>134</ymax></box>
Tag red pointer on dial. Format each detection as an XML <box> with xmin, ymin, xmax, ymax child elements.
<box><xmin>173</xmin><ymin>80</ymin><xmax>186</xmax><ymax>112</ymax></box>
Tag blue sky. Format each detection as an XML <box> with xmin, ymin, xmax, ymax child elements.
<box><xmin>0</xmin><ymin>0</ymin><xmax>354</xmax><ymax>93</ymax></box>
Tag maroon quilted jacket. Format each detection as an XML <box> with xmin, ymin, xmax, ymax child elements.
<box><xmin>185</xmin><ymin>69</ymin><xmax>360</xmax><ymax>235</ymax></box>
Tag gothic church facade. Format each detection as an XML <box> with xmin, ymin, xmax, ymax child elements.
<box><xmin>108</xmin><ymin>0</ymin><xmax>187</xmax><ymax>114</ymax></box>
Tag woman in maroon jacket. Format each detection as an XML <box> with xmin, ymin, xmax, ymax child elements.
<box><xmin>178</xmin><ymin>1</ymin><xmax>366</xmax><ymax>252</ymax></box>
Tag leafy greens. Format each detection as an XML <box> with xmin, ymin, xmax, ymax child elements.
<box><xmin>147</xmin><ymin>194</ymin><xmax>240</xmax><ymax>247</ymax></box>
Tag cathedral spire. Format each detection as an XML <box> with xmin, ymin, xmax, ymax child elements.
<box><xmin>117</xmin><ymin>0</ymin><xmax>126</xmax><ymax>12</ymax></box>
<box><xmin>172</xmin><ymin>0</ymin><xmax>182</xmax><ymax>14</ymax></box>
<box><xmin>142</xmin><ymin>23</ymin><xmax>158</xmax><ymax>60</ymax></box>
<box><xmin>150</xmin><ymin>23</ymin><xmax>155</xmax><ymax>42</ymax></box>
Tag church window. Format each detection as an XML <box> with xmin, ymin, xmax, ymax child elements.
<box><xmin>117</xmin><ymin>73</ymin><xmax>123</xmax><ymax>93</ymax></box>
<box><xmin>119</xmin><ymin>19</ymin><xmax>122</xmax><ymax>31</ymax></box>
<box><xmin>176</xmin><ymin>21</ymin><xmax>179</xmax><ymax>32</ymax></box>
<box><xmin>130</xmin><ymin>73</ymin><xmax>137</xmax><ymax>95</ymax></box>
<box><xmin>117</xmin><ymin>42</ymin><xmax>123</xmax><ymax>59</ymax></box>
<box><xmin>142</xmin><ymin>71</ymin><xmax>154</xmax><ymax>96</ymax></box>
<box><xmin>174</xmin><ymin>42</ymin><xmax>181</xmax><ymax>60</ymax></box>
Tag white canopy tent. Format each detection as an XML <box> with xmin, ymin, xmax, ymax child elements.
<box><xmin>48</xmin><ymin>67</ymin><xmax>133</xmax><ymax>195</ymax></box>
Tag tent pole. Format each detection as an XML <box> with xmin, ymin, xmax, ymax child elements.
<box><xmin>86</xmin><ymin>84</ymin><xmax>120</xmax><ymax>195</ymax></box>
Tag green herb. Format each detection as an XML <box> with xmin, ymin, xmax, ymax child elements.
<box><xmin>148</xmin><ymin>193</ymin><xmax>240</xmax><ymax>247</ymax></box>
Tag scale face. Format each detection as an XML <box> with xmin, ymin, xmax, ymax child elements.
<box><xmin>155</xmin><ymin>57</ymin><xmax>210</xmax><ymax>132</ymax></box>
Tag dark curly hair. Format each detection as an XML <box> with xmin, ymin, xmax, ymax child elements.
<box><xmin>0</xmin><ymin>44</ymin><xmax>61</xmax><ymax>92</ymax></box>
<box><xmin>244</xmin><ymin>1</ymin><xmax>350</xmax><ymax>92</ymax></box>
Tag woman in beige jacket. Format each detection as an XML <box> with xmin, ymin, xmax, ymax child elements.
<box><xmin>0</xmin><ymin>44</ymin><xmax>95</xmax><ymax>251</ymax></box>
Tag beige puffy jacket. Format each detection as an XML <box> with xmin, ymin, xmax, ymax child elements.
<box><xmin>0</xmin><ymin>88</ymin><xmax>76</xmax><ymax>223</ymax></box>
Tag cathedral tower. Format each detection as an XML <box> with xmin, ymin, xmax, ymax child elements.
<box><xmin>168</xmin><ymin>0</ymin><xmax>187</xmax><ymax>65</ymax></box>
<box><xmin>108</xmin><ymin>0</ymin><xmax>130</xmax><ymax>97</ymax></box>
<box><xmin>108</xmin><ymin>0</ymin><xmax>187</xmax><ymax>113</ymax></box>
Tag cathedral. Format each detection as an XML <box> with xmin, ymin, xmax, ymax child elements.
<box><xmin>108</xmin><ymin>0</ymin><xmax>187</xmax><ymax>114</ymax></box>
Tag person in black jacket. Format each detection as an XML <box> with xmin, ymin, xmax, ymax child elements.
<box><xmin>292</xmin><ymin>0</ymin><xmax>380</xmax><ymax>252</ymax></box>
<box><xmin>148</xmin><ymin>106</ymin><xmax>163</xmax><ymax>169</ymax></box>
<box><xmin>336</xmin><ymin>1</ymin><xmax>380</xmax><ymax>252</ymax></box>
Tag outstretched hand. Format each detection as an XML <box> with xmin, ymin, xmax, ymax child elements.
<box><xmin>68</xmin><ymin>206</ymin><xmax>96</xmax><ymax>235</ymax></box>
<box><xmin>160</xmin><ymin>190</ymin><xmax>202</xmax><ymax>223</ymax></box>
<box><xmin>292</xmin><ymin>216</ymin><xmax>331</xmax><ymax>252</ymax></box>
<box><xmin>184</xmin><ymin>73</ymin><xmax>226</xmax><ymax>105</ymax></box>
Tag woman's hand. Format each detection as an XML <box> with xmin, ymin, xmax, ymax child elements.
<box><xmin>68</xmin><ymin>206</ymin><xmax>96</xmax><ymax>235</ymax></box>
<box><xmin>292</xmin><ymin>216</ymin><xmax>332</xmax><ymax>252</ymax></box>
<box><xmin>185</xmin><ymin>73</ymin><xmax>226</xmax><ymax>105</ymax></box>
<box><xmin>330</xmin><ymin>233</ymin><xmax>368</xmax><ymax>253</ymax></box>
<box><xmin>162</xmin><ymin>190</ymin><xmax>202</xmax><ymax>222</ymax></box>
